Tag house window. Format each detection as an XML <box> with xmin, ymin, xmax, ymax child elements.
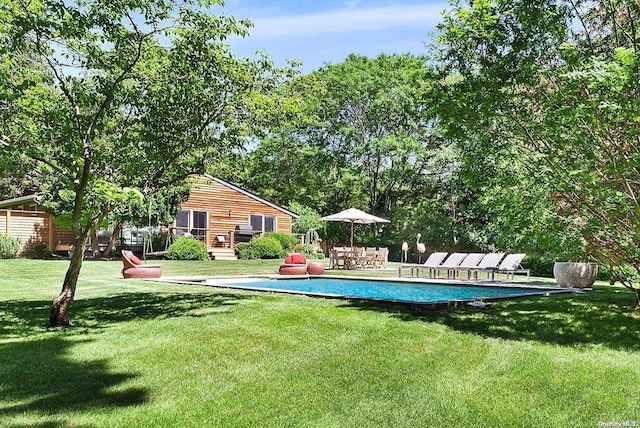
<box><xmin>265</xmin><ymin>216</ymin><xmax>276</xmax><ymax>233</ymax></box>
<box><xmin>250</xmin><ymin>214</ymin><xmax>277</xmax><ymax>233</ymax></box>
<box><xmin>175</xmin><ymin>210</ymin><xmax>208</xmax><ymax>241</ymax></box>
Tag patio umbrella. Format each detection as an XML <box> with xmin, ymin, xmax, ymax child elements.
<box><xmin>319</xmin><ymin>207</ymin><xmax>390</xmax><ymax>249</ymax></box>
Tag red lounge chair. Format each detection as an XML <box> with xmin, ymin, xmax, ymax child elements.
<box><xmin>279</xmin><ymin>253</ymin><xmax>308</xmax><ymax>275</ymax></box>
<box><xmin>122</xmin><ymin>250</ymin><xmax>162</xmax><ymax>279</ymax></box>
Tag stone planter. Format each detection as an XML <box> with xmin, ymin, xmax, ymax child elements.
<box><xmin>553</xmin><ymin>262</ymin><xmax>598</xmax><ymax>288</ymax></box>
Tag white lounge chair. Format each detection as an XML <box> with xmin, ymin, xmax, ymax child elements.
<box><xmin>449</xmin><ymin>253</ymin><xmax>486</xmax><ymax>280</ymax></box>
<box><xmin>398</xmin><ymin>252</ymin><xmax>448</xmax><ymax>278</ymax></box>
<box><xmin>466</xmin><ymin>252</ymin><xmax>505</xmax><ymax>280</ymax></box>
<box><xmin>425</xmin><ymin>252</ymin><xmax>468</xmax><ymax>279</ymax></box>
<box><xmin>496</xmin><ymin>253</ymin><xmax>530</xmax><ymax>280</ymax></box>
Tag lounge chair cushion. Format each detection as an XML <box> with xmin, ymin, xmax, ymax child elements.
<box><xmin>130</xmin><ymin>254</ymin><xmax>142</xmax><ymax>265</ymax></box>
<box><xmin>287</xmin><ymin>253</ymin><xmax>306</xmax><ymax>265</ymax></box>
<box><xmin>280</xmin><ymin>253</ymin><xmax>308</xmax><ymax>275</ymax></box>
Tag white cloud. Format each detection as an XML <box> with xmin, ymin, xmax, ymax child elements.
<box><xmin>247</xmin><ymin>3</ymin><xmax>447</xmax><ymax>39</ymax></box>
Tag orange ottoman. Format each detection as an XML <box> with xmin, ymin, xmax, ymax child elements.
<box><xmin>307</xmin><ymin>262</ymin><xmax>325</xmax><ymax>275</ymax></box>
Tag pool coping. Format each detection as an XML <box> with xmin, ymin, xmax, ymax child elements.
<box><xmin>153</xmin><ymin>274</ymin><xmax>581</xmax><ymax>310</ymax></box>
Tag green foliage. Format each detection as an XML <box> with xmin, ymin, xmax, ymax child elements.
<box><xmin>0</xmin><ymin>235</ymin><xmax>20</xmax><ymax>259</ymax></box>
<box><xmin>597</xmin><ymin>264</ymin><xmax>639</xmax><ymax>283</ymax></box>
<box><xmin>521</xmin><ymin>255</ymin><xmax>557</xmax><ymax>278</ymax></box>
<box><xmin>0</xmin><ymin>157</ymin><xmax>40</xmax><ymax>199</ymax></box>
<box><xmin>149</xmin><ymin>233</ymin><xmax>167</xmax><ymax>253</ymax></box>
<box><xmin>300</xmin><ymin>244</ymin><xmax>315</xmax><ymax>258</ymax></box>
<box><xmin>288</xmin><ymin>202</ymin><xmax>324</xmax><ymax>235</ymax></box>
<box><xmin>236</xmin><ymin>236</ymin><xmax>285</xmax><ymax>259</ymax></box>
<box><xmin>166</xmin><ymin>237</ymin><xmax>209</xmax><ymax>261</ymax></box>
<box><xmin>291</xmin><ymin>243</ymin><xmax>317</xmax><ymax>259</ymax></box>
<box><xmin>24</xmin><ymin>242</ymin><xmax>53</xmax><ymax>260</ymax></box>
<box><xmin>242</xmin><ymin>54</ymin><xmax>440</xmax><ymax>234</ymax></box>
<box><xmin>0</xmin><ymin>0</ymin><xmax>288</xmax><ymax>324</ymax></box>
<box><xmin>263</xmin><ymin>232</ymin><xmax>298</xmax><ymax>251</ymax></box>
<box><xmin>436</xmin><ymin>0</ymin><xmax>640</xmax><ymax>305</ymax></box>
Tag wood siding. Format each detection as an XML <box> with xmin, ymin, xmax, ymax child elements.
<box><xmin>181</xmin><ymin>176</ymin><xmax>295</xmax><ymax>248</ymax></box>
<box><xmin>0</xmin><ymin>175</ymin><xmax>297</xmax><ymax>255</ymax></box>
<box><xmin>0</xmin><ymin>209</ymin><xmax>56</xmax><ymax>256</ymax></box>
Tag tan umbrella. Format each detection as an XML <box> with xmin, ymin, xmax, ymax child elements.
<box><xmin>320</xmin><ymin>207</ymin><xmax>390</xmax><ymax>249</ymax></box>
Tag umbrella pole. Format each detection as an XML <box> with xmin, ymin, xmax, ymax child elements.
<box><xmin>350</xmin><ymin>221</ymin><xmax>354</xmax><ymax>249</ymax></box>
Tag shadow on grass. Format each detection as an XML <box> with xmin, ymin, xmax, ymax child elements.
<box><xmin>0</xmin><ymin>335</ymin><xmax>147</xmax><ymax>426</ymax></box>
<box><xmin>73</xmin><ymin>291</ymin><xmax>252</xmax><ymax>327</ymax></box>
<box><xmin>341</xmin><ymin>286</ymin><xmax>640</xmax><ymax>352</ymax></box>
<box><xmin>0</xmin><ymin>291</ymin><xmax>252</xmax><ymax>426</ymax></box>
<box><xmin>0</xmin><ymin>291</ymin><xmax>253</xmax><ymax>337</ymax></box>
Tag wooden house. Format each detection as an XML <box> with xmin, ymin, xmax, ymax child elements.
<box><xmin>176</xmin><ymin>175</ymin><xmax>299</xmax><ymax>259</ymax></box>
<box><xmin>0</xmin><ymin>175</ymin><xmax>298</xmax><ymax>259</ymax></box>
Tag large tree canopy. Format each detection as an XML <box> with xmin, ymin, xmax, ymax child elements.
<box><xmin>0</xmin><ymin>0</ymin><xmax>279</xmax><ymax>326</ymax></box>
<box><xmin>240</xmin><ymin>53</ymin><xmax>476</xmax><ymax>250</ymax></box>
<box><xmin>436</xmin><ymin>0</ymin><xmax>640</xmax><ymax>305</ymax></box>
<box><xmin>247</xmin><ymin>54</ymin><xmax>437</xmax><ymax>215</ymax></box>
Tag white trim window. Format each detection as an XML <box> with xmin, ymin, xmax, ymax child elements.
<box><xmin>175</xmin><ymin>210</ymin><xmax>208</xmax><ymax>241</ymax></box>
<box><xmin>250</xmin><ymin>214</ymin><xmax>277</xmax><ymax>233</ymax></box>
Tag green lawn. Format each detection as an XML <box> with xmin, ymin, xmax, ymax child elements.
<box><xmin>1</xmin><ymin>259</ymin><xmax>639</xmax><ymax>427</ymax></box>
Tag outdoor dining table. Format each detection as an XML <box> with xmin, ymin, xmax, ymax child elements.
<box><xmin>331</xmin><ymin>248</ymin><xmax>378</xmax><ymax>269</ymax></box>
<box><xmin>330</xmin><ymin>248</ymin><xmax>358</xmax><ymax>269</ymax></box>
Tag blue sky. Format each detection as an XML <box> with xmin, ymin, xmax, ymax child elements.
<box><xmin>212</xmin><ymin>1</ymin><xmax>449</xmax><ymax>73</ymax></box>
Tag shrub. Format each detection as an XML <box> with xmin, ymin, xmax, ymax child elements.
<box><xmin>596</xmin><ymin>264</ymin><xmax>638</xmax><ymax>283</ymax></box>
<box><xmin>236</xmin><ymin>236</ymin><xmax>285</xmax><ymax>259</ymax></box>
<box><xmin>234</xmin><ymin>242</ymin><xmax>249</xmax><ymax>256</ymax></box>
<box><xmin>26</xmin><ymin>242</ymin><xmax>53</xmax><ymax>259</ymax></box>
<box><xmin>522</xmin><ymin>255</ymin><xmax>556</xmax><ymax>278</ymax></box>
<box><xmin>263</xmin><ymin>233</ymin><xmax>298</xmax><ymax>251</ymax></box>
<box><xmin>149</xmin><ymin>232</ymin><xmax>167</xmax><ymax>253</ymax></box>
<box><xmin>166</xmin><ymin>237</ymin><xmax>210</xmax><ymax>260</ymax></box>
<box><xmin>315</xmin><ymin>247</ymin><xmax>325</xmax><ymax>259</ymax></box>
<box><xmin>300</xmin><ymin>244</ymin><xmax>315</xmax><ymax>258</ymax></box>
<box><xmin>0</xmin><ymin>235</ymin><xmax>20</xmax><ymax>259</ymax></box>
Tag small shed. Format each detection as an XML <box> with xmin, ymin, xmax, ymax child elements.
<box><xmin>0</xmin><ymin>194</ymin><xmax>73</xmax><ymax>256</ymax></box>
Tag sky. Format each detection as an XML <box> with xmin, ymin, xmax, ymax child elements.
<box><xmin>212</xmin><ymin>0</ymin><xmax>450</xmax><ymax>73</ymax></box>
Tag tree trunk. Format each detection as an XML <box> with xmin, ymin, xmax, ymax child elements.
<box><xmin>50</xmin><ymin>234</ymin><xmax>87</xmax><ymax>327</ymax></box>
<box><xmin>90</xmin><ymin>229</ymin><xmax>100</xmax><ymax>257</ymax></box>
<box><xmin>102</xmin><ymin>221</ymin><xmax>124</xmax><ymax>257</ymax></box>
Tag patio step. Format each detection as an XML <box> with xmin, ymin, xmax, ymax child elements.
<box><xmin>208</xmin><ymin>248</ymin><xmax>237</xmax><ymax>261</ymax></box>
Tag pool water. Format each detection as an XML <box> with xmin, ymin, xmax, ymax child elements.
<box><xmin>204</xmin><ymin>277</ymin><xmax>563</xmax><ymax>306</ymax></box>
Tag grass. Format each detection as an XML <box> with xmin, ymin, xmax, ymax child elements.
<box><xmin>1</xmin><ymin>258</ymin><xmax>639</xmax><ymax>427</ymax></box>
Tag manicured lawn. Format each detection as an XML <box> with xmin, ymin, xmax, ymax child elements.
<box><xmin>1</xmin><ymin>258</ymin><xmax>639</xmax><ymax>427</ymax></box>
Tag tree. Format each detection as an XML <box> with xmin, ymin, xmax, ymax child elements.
<box><xmin>0</xmin><ymin>0</ymin><xmax>278</xmax><ymax>326</ymax></box>
<box><xmin>242</xmin><ymin>54</ymin><xmax>465</xmax><ymax>248</ymax></box>
<box><xmin>436</xmin><ymin>0</ymin><xmax>640</xmax><ymax>306</ymax></box>
<box><xmin>288</xmin><ymin>201</ymin><xmax>323</xmax><ymax>235</ymax></box>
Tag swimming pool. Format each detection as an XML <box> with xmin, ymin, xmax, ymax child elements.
<box><xmin>195</xmin><ymin>277</ymin><xmax>569</xmax><ymax>308</ymax></box>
